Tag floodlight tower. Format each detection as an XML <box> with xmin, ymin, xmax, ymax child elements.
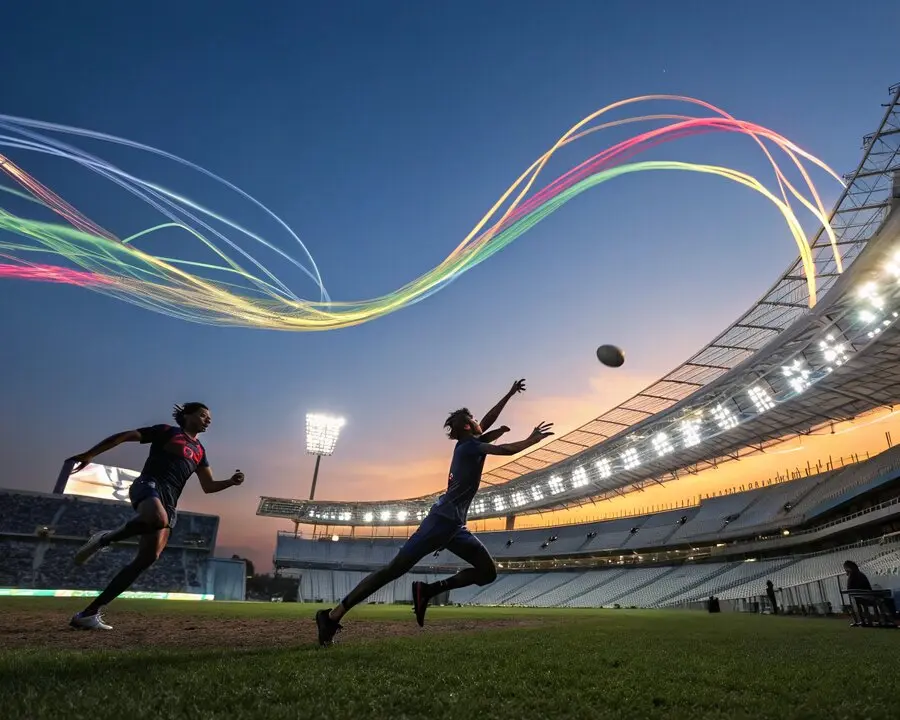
<box><xmin>305</xmin><ymin>413</ymin><xmax>346</xmax><ymax>501</ymax></box>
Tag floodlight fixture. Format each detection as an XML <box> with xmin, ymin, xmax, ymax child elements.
<box><xmin>680</xmin><ymin>419</ymin><xmax>703</xmax><ymax>448</ymax></box>
<box><xmin>305</xmin><ymin>413</ymin><xmax>346</xmax><ymax>456</ymax></box>
<box><xmin>572</xmin><ymin>466</ymin><xmax>590</xmax><ymax>488</ymax></box>
<box><xmin>548</xmin><ymin>475</ymin><xmax>566</xmax><ymax>494</ymax></box>
<box><xmin>783</xmin><ymin>359</ymin><xmax>811</xmax><ymax>395</ymax></box>
<box><xmin>595</xmin><ymin>459</ymin><xmax>612</xmax><ymax>479</ymax></box>
<box><xmin>711</xmin><ymin>404</ymin><xmax>739</xmax><ymax>430</ymax></box>
<box><xmin>652</xmin><ymin>432</ymin><xmax>674</xmax><ymax>457</ymax></box>
<box><xmin>748</xmin><ymin>386</ymin><xmax>775</xmax><ymax>413</ymax></box>
<box><xmin>621</xmin><ymin>447</ymin><xmax>640</xmax><ymax>470</ymax></box>
<box><xmin>305</xmin><ymin>413</ymin><xmax>347</xmax><ymax>501</ymax></box>
<box><xmin>819</xmin><ymin>335</ymin><xmax>848</xmax><ymax>370</ymax></box>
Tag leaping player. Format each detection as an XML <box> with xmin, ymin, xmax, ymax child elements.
<box><xmin>315</xmin><ymin>379</ymin><xmax>553</xmax><ymax>646</ymax></box>
<box><xmin>66</xmin><ymin>402</ymin><xmax>245</xmax><ymax>630</ymax></box>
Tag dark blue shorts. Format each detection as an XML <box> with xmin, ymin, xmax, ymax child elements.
<box><xmin>129</xmin><ymin>480</ymin><xmax>178</xmax><ymax>529</ymax></box>
<box><xmin>397</xmin><ymin>511</ymin><xmax>489</xmax><ymax>564</ymax></box>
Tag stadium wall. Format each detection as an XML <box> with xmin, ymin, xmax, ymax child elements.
<box><xmin>290</xmin><ymin>567</ymin><xmax>437</xmax><ymax>605</ymax></box>
<box><xmin>204</xmin><ymin>557</ymin><xmax>246</xmax><ymax>601</ymax></box>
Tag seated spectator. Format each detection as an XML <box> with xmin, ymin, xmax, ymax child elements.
<box><xmin>765</xmin><ymin>579</ymin><xmax>778</xmax><ymax>615</ymax></box>
<box><xmin>843</xmin><ymin>560</ymin><xmax>874</xmax><ymax>626</ymax></box>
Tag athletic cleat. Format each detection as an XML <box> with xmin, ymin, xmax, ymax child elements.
<box><xmin>73</xmin><ymin>530</ymin><xmax>111</xmax><ymax>566</ymax></box>
<box><xmin>315</xmin><ymin>609</ymin><xmax>342</xmax><ymax>647</ymax></box>
<box><xmin>412</xmin><ymin>581</ymin><xmax>429</xmax><ymax>627</ymax></box>
<box><xmin>69</xmin><ymin>611</ymin><xmax>113</xmax><ymax>631</ymax></box>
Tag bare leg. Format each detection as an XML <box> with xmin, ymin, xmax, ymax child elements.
<box><xmin>101</xmin><ymin>498</ymin><xmax>168</xmax><ymax>545</ymax></box>
<box><xmin>82</xmin><ymin>528</ymin><xmax>169</xmax><ymax>615</ymax></box>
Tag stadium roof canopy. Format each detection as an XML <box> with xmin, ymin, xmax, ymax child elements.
<box><xmin>258</xmin><ymin>83</ymin><xmax>900</xmax><ymax>527</ymax></box>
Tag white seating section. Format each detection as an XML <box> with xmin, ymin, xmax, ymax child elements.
<box><xmin>291</xmin><ymin>541</ymin><xmax>900</xmax><ymax>608</ymax></box>
<box><xmin>666</xmin><ymin>494</ymin><xmax>755</xmax><ymax>543</ymax></box>
<box><xmin>716</xmin><ymin>542</ymin><xmax>896</xmax><ymax>601</ymax></box>
<box><xmin>463</xmin><ymin>573</ymin><xmax>541</xmax><ymax>605</ymax></box>
<box><xmin>620</xmin><ymin>509</ymin><xmax>698</xmax><ymax>549</ymax></box>
<box><xmin>276</xmin><ymin>443</ymin><xmax>900</xmax><ymax>570</ymax></box>
<box><xmin>275</xmin><ymin>446</ymin><xmax>900</xmax><ymax>610</ymax></box>
<box><xmin>664</xmin><ymin>558</ymin><xmax>794</xmax><ymax>604</ymax></box>
<box><xmin>566</xmin><ymin>568</ymin><xmax>670</xmax><ymax>608</ymax></box>
<box><xmin>299</xmin><ymin>567</ymin><xmax>445</xmax><ymax>604</ymax></box>
<box><xmin>530</xmin><ymin>572</ymin><xmax>606</xmax><ymax>607</ymax></box>
<box><xmin>717</xmin><ymin>475</ymin><xmax>821</xmax><ymax>534</ymax></box>
<box><xmin>787</xmin><ymin>445</ymin><xmax>900</xmax><ymax>518</ymax></box>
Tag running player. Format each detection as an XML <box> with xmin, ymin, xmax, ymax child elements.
<box><xmin>315</xmin><ymin>379</ymin><xmax>553</xmax><ymax>646</ymax></box>
<box><xmin>67</xmin><ymin>402</ymin><xmax>245</xmax><ymax>630</ymax></box>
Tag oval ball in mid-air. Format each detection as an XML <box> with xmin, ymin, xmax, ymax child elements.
<box><xmin>596</xmin><ymin>344</ymin><xmax>625</xmax><ymax>367</ymax></box>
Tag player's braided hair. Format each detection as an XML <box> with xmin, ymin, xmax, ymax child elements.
<box><xmin>444</xmin><ymin>408</ymin><xmax>473</xmax><ymax>440</ymax></box>
<box><xmin>172</xmin><ymin>402</ymin><xmax>208</xmax><ymax>428</ymax></box>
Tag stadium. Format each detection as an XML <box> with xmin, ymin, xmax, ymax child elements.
<box><xmin>4</xmin><ymin>83</ymin><xmax>900</xmax><ymax>719</ymax></box>
<box><xmin>257</xmin><ymin>83</ymin><xmax>900</xmax><ymax>617</ymax></box>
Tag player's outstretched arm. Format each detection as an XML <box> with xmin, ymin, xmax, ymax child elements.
<box><xmin>67</xmin><ymin>430</ymin><xmax>144</xmax><ymax>473</ymax></box>
<box><xmin>478</xmin><ymin>426</ymin><xmax>510</xmax><ymax>444</ymax></box>
<box><xmin>196</xmin><ymin>466</ymin><xmax>245</xmax><ymax>494</ymax></box>
<box><xmin>478</xmin><ymin>421</ymin><xmax>553</xmax><ymax>456</ymax></box>
<box><xmin>480</xmin><ymin>379</ymin><xmax>526</xmax><ymax>432</ymax></box>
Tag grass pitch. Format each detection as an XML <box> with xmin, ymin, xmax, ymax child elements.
<box><xmin>1</xmin><ymin>598</ymin><xmax>895</xmax><ymax>720</ymax></box>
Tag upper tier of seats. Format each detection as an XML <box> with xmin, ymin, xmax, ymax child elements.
<box><xmin>0</xmin><ymin>537</ymin><xmax>207</xmax><ymax>592</ymax></box>
<box><xmin>0</xmin><ymin>489</ymin><xmax>219</xmax><ymax>549</ymax></box>
<box><xmin>276</xmin><ymin>445</ymin><xmax>900</xmax><ymax>567</ymax></box>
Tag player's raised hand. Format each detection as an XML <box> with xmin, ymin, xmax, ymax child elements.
<box><xmin>67</xmin><ymin>452</ymin><xmax>94</xmax><ymax>474</ymax></box>
<box><xmin>528</xmin><ymin>422</ymin><xmax>554</xmax><ymax>442</ymax></box>
<box><xmin>509</xmin><ymin>379</ymin><xmax>526</xmax><ymax>396</ymax></box>
<box><xmin>230</xmin><ymin>470</ymin><xmax>245</xmax><ymax>486</ymax></box>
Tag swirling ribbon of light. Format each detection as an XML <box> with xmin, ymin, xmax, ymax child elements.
<box><xmin>0</xmin><ymin>95</ymin><xmax>843</xmax><ymax>331</ymax></box>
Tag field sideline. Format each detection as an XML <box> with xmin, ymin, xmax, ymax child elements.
<box><xmin>1</xmin><ymin>598</ymin><xmax>894</xmax><ymax>719</ymax></box>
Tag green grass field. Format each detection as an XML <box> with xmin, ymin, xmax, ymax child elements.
<box><xmin>1</xmin><ymin>598</ymin><xmax>895</xmax><ymax>720</ymax></box>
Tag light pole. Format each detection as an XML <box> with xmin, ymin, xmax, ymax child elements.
<box><xmin>305</xmin><ymin>413</ymin><xmax>346</xmax><ymax>500</ymax></box>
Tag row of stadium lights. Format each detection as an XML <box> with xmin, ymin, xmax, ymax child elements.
<box><xmin>466</xmin><ymin>250</ymin><xmax>900</xmax><ymax>517</ymax></box>
<box><xmin>301</xmin><ymin>250</ymin><xmax>900</xmax><ymax>525</ymax></box>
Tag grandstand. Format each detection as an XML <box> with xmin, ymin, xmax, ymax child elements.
<box><xmin>265</xmin><ymin>84</ymin><xmax>900</xmax><ymax>620</ymax></box>
<box><xmin>275</xmin><ymin>444</ymin><xmax>900</xmax><ymax>609</ymax></box>
<box><xmin>0</xmin><ymin>488</ymin><xmax>245</xmax><ymax>600</ymax></box>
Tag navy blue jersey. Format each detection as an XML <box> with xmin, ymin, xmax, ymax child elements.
<box><xmin>433</xmin><ymin>438</ymin><xmax>487</xmax><ymax>524</ymax></box>
<box><xmin>136</xmin><ymin>424</ymin><xmax>209</xmax><ymax>507</ymax></box>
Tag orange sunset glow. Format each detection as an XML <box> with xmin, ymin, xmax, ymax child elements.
<box><xmin>290</xmin><ymin>369</ymin><xmax>900</xmax><ymax>539</ymax></box>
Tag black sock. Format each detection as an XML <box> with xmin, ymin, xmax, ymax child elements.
<box><xmin>425</xmin><ymin>579</ymin><xmax>448</xmax><ymax>597</ymax></box>
<box><xmin>82</xmin><ymin>561</ymin><xmax>148</xmax><ymax>614</ymax></box>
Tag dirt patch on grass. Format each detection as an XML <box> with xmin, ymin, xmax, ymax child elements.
<box><xmin>1</xmin><ymin>607</ymin><xmax>543</xmax><ymax>651</ymax></box>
